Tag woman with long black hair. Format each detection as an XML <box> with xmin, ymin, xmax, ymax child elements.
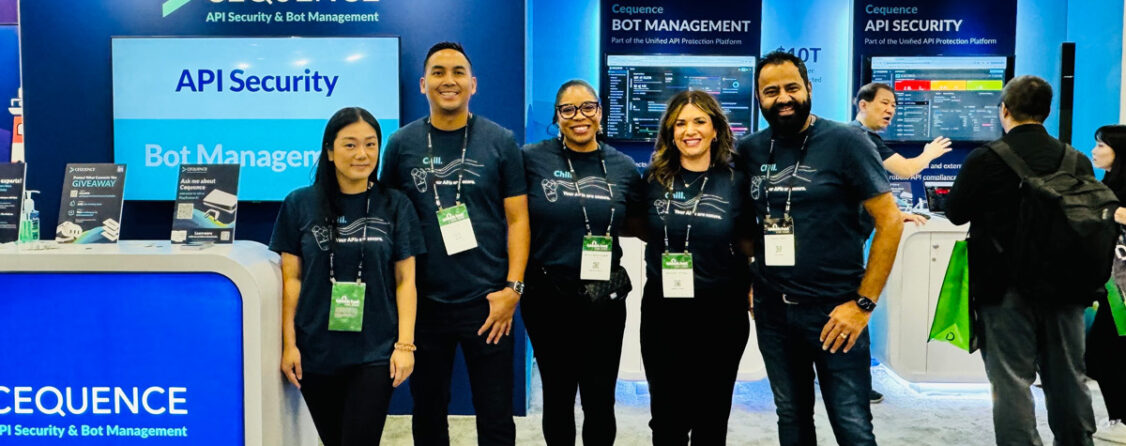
<box><xmin>271</xmin><ymin>107</ymin><xmax>425</xmax><ymax>445</ymax></box>
<box><xmin>1088</xmin><ymin>124</ymin><xmax>1126</xmax><ymax>444</ymax></box>
<box><xmin>520</xmin><ymin>79</ymin><xmax>644</xmax><ymax>445</ymax></box>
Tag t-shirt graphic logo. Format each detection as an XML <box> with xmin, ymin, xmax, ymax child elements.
<box><xmin>751</xmin><ymin>165</ymin><xmax>816</xmax><ymax>200</ymax></box>
<box><xmin>312</xmin><ymin>225</ymin><xmax>331</xmax><ymax>251</ymax></box>
<box><xmin>311</xmin><ymin>218</ymin><xmax>390</xmax><ymax>251</ymax></box>
<box><xmin>411</xmin><ymin>168</ymin><xmax>429</xmax><ymax>193</ymax></box>
<box><xmin>654</xmin><ymin>193</ymin><xmax>730</xmax><ymax>221</ymax></box>
<box><xmin>410</xmin><ymin>158</ymin><xmax>485</xmax><ymax>193</ymax></box>
<box><xmin>541</xmin><ymin>177</ymin><xmax>614</xmax><ymax>203</ymax></box>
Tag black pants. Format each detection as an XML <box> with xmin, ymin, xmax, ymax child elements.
<box><xmin>300</xmin><ymin>364</ymin><xmax>394</xmax><ymax>446</ymax></box>
<box><xmin>411</xmin><ymin>298</ymin><xmax>515</xmax><ymax>446</ymax></box>
<box><xmin>640</xmin><ymin>282</ymin><xmax>750</xmax><ymax>446</ymax></box>
<box><xmin>979</xmin><ymin>289</ymin><xmax>1094</xmax><ymax>445</ymax></box>
<box><xmin>1087</xmin><ymin>295</ymin><xmax>1126</xmax><ymax>420</ymax></box>
<box><xmin>521</xmin><ymin>269</ymin><xmax>627</xmax><ymax>446</ymax></box>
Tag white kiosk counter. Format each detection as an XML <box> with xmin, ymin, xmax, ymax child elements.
<box><xmin>0</xmin><ymin>241</ymin><xmax>315</xmax><ymax>445</ymax></box>
<box><xmin>870</xmin><ymin>216</ymin><xmax>988</xmax><ymax>383</ymax></box>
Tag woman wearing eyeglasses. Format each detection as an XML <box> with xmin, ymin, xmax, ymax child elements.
<box><xmin>521</xmin><ymin>79</ymin><xmax>644</xmax><ymax>446</ymax></box>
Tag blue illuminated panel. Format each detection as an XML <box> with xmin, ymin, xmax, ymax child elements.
<box><xmin>0</xmin><ymin>273</ymin><xmax>243</xmax><ymax>444</ymax></box>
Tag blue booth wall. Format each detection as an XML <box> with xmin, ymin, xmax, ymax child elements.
<box><xmin>528</xmin><ymin>0</ymin><xmax>1123</xmax><ymax>162</ymax></box>
<box><xmin>19</xmin><ymin>0</ymin><xmax>528</xmax><ymax>416</ymax></box>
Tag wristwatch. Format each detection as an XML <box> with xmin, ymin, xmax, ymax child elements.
<box><xmin>506</xmin><ymin>280</ymin><xmax>525</xmax><ymax>296</ymax></box>
<box><xmin>855</xmin><ymin>295</ymin><xmax>877</xmax><ymax>312</ymax></box>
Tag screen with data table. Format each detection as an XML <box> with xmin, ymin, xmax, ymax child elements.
<box><xmin>869</xmin><ymin>56</ymin><xmax>1012</xmax><ymax>143</ymax></box>
<box><xmin>603</xmin><ymin>54</ymin><xmax>756</xmax><ymax>142</ymax></box>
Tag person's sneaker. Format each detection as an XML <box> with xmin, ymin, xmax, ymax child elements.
<box><xmin>869</xmin><ymin>390</ymin><xmax>884</xmax><ymax>404</ymax></box>
<box><xmin>1095</xmin><ymin>419</ymin><xmax>1126</xmax><ymax>444</ymax></box>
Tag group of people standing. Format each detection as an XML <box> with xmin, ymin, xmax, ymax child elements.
<box><xmin>268</xmin><ymin>39</ymin><xmax>1124</xmax><ymax>446</ymax></box>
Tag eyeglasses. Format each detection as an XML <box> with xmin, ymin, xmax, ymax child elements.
<box><xmin>556</xmin><ymin>102</ymin><xmax>600</xmax><ymax>119</ymax></box>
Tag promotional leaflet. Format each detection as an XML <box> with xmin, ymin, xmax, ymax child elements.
<box><xmin>0</xmin><ymin>162</ymin><xmax>24</xmax><ymax>242</ymax></box>
<box><xmin>56</xmin><ymin>164</ymin><xmax>126</xmax><ymax>244</ymax></box>
<box><xmin>170</xmin><ymin>164</ymin><xmax>239</xmax><ymax>244</ymax></box>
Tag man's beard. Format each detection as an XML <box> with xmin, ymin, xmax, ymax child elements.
<box><xmin>762</xmin><ymin>97</ymin><xmax>812</xmax><ymax>137</ymax></box>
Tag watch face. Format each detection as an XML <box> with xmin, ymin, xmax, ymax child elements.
<box><xmin>857</xmin><ymin>297</ymin><xmax>876</xmax><ymax>312</ymax></box>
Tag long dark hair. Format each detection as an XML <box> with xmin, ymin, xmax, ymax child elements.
<box><xmin>647</xmin><ymin>90</ymin><xmax>735</xmax><ymax>189</ymax></box>
<box><xmin>1096</xmin><ymin>125</ymin><xmax>1126</xmax><ymax>197</ymax></box>
<box><xmin>314</xmin><ymin>107</ymin><xmax>384</xmax><ymax>223</ymax></box>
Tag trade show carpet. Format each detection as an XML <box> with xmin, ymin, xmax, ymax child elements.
<box><xmin>381</xmin><ymin>365</ymin><xmax>1114</xmax><ymax>445</ymax></box>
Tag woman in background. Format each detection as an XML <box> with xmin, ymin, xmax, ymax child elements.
<box><xmin>1088</xmin><ymin>124</ymin><xmax>1126</xmax><ymax>444</ymax></box>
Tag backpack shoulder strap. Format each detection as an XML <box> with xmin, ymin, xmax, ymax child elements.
<box><xmin>986</xmin><ymin>140</ymin><xmax>1035</xmax><ymax>179</ymax></box>
<box><xmin>1060</xmin><ymin>143</ymin><xmax>1079</xmax><ymax>174</ymax></box>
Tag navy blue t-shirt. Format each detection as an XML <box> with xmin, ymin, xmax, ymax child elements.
<box><xmin>641</xmin><ymin>165</ymin><xmax>752</xmax><ymax>297</ymax></box>
<box><xmin>523</xmin><ymin>138</ymin><xmax>644</xmax><ymax>272</ymax></box>
<box><xmin>738</xmin><ymin>117</ymin><xmax>890</xmax><ymax>301</ymax></box>
<box><xmin>380</xmin><ymin>115</ymin><xmax>527</xmax><ymax>304</ymax></box>
<box><xmin>269</xmin><ymin>185</ymin><xmax>425</xmax><ymax>374</ymax></box>
<box><xmin>849</xmin><ymin>119</ymin><xmax>896</xmax><ymax>161</ymax></box>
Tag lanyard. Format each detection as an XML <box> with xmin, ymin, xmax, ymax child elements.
<box><xmin>426</xmin><ymin>116</ymin><xmax>471</xmax><ymax>210</ymax></box>
<box><xmin>328</xmin><ymin>187</ymin><xmax>372</xmax><ymax>284</ymax></box>
<box><xmin>663</xmin><ymin>172</ymin><xmax>709</xmax><ymax>253</ymax></box>
<box><xmin>764</xmin><ymin>134</ymin><xmax>810</xmax><ymax>220</ymax></box>
<box><xmin>562</xmin><ymin>142</ymin><xmax>615</xmax><ymax>237</ymax></box>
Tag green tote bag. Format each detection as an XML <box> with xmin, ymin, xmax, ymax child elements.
<box><xmin>1104</xmin><ymin>279</ymin><xmax>1126</xmax><ymax>336</ymax></box>
<box><xmin>929</xmin><ymin>240</ymin><xmax>973</xmax><ymax>352</ymax></box>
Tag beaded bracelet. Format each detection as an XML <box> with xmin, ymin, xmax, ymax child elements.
<box><xmin>394</xmin><ymin>342</ymin><xmax>417</xmax><ymax>352</ymax></box>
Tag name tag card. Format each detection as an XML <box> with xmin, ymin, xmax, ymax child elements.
<box><xmin>581</xmin><ymin>235</ymin><xmax>613</xmax><ymax>281</ymax></box>
<box><xmin>764</xmin><ymin>217</ymin><xmax>796</xmax><ymax>267</ymax></box>
<box><xmin>328</xmin><ymin>281</ymin><xmax>366</xmax><ymax>332</ymax></box>
<box><xmin>661</xmin><ymin>252</ymin><xmax>694</xmax><ymax>298</ymax></box>
<box><xmin>437</xmin><ymin>203</ymin><xmax>478</xmax><ymax>255</ymax></box>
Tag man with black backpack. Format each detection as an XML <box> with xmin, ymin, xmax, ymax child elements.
<box><xmin>946</xmin><ymin>75</ymin><xmax>1117</xmax><ymax>445</ymax></box>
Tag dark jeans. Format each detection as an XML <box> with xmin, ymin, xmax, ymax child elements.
<box><xmin>411</xmin><ymin>298</ymin><xmax>515</xmax><ymax>446</ymax></box>
<box><xmin>521</xmin><ymin>269</ymin><xmax>627</xmax><ymax>446</ymax></box>
<box><xmin>300</xmin><ymin>364</ymin><xmax>394</xmax><ymax>446</ymax></box>
<box><xmin>979</xmin><ymin>288</ymin><xmax>1094</xmax><ymax>446</ymax></box>
<box><xmin>754</xmin><ymin>286</ymin><xmax>875</xmax><ymax>446</ymax></box>
<box><xmin>641</xmin><ymin>282</ymin><xmax>750</xmax><ymax>446</ymax></box>
<box><xmin>1087</xmin><ymin>295</ymin><xmax>1126</xmax><ymax>420</ymax></box>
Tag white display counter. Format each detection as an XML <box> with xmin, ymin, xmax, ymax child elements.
<box><xmin>870</xmin><ymin>217</ymin><xmax>989</xmax><ymax>383</ymax></box>
<box><xmin>0</xmin><ymin>241</ymin><xmax>315</xmax><ymax>445</ymax></box>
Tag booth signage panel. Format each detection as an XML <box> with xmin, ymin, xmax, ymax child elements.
<box><xmin>111</xmin><ymin>37</ymin><xmax>400</xmax><ymax>201</ymax></box>
<box><xmin>599</xmin><ymin>0</ymin><xmax>762</xmax><ymax>164</ymax></box>
<box><xmin>0</xmin><ymin>272</ymin><xmax>244</xmax><ymax>444</ymax></box>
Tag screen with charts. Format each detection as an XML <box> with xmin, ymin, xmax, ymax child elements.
<box><xmin>869</xmin><ymin>56</ymin><xmax>1011</xmax><ymax>143</ymax></box>
<box><xmin>604</xmin><ymin>54</ymin><xmax>756</xmax><ymax>142</ymax></box>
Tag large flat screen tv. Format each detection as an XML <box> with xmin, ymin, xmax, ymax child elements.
<box><xmin>112</xmin><ymin>36</ymin><xmax>400</xmax><ymax>201</ymax></box>
<box><xmin>864</xmin><ymin>55</ymin><xmax>1013</xmax><ymax>143</ymax></box>
<box><xmin>603</xmin><ymin>54</ymin><xmax>756</xmax><ymax>142</ymax></box>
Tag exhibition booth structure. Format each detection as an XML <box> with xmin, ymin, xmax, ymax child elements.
<box><xmin>2</xmin><ymin>0</ymin><xmax>1124</xmax><ymax>437</ymax></box>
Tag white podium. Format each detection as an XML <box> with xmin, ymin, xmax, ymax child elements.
<box><xmin>870</xmin><ymin>217</ymin><xmax>988</xmax><ymax>383</ymax></box>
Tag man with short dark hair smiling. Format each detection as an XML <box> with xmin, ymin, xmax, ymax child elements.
<box><xmin>380</xmin><ymin>41</ymin><xmax>529</xmax><ymax>446</ymax></box>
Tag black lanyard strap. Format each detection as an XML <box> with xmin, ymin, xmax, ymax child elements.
<box><xmin>426</xmin><ymin>116</ymin><xmax>471</xmax><ymax>210</ymax></box>
<box><xmin>663</xmin><ymin>172</ymin><xmax>709</xmax><ymax>253</ymax></box>
<box><xmin>329</xmin><ymin>187</ymin><xmax>372</xmax><ymax>284</ymax></box>
<box><xmin>765</xmin><ymin>134</ymin><xmax>810</xmax><ymax>220</ymax></box>
<box><xmin>562</xmin><ymin>142</ymin><xmax>615</xmax><ymax>237</ymax></box>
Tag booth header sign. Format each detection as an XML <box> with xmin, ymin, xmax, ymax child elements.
<box><xmin>854</xmin><ymin>0</ymin><xmax>1017</xmax><ymax>55</ymax></box>
<box><xmin>601</xmin><ymin>0</ymin><xmax>761</xmax><ymax>55</ymax></box>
